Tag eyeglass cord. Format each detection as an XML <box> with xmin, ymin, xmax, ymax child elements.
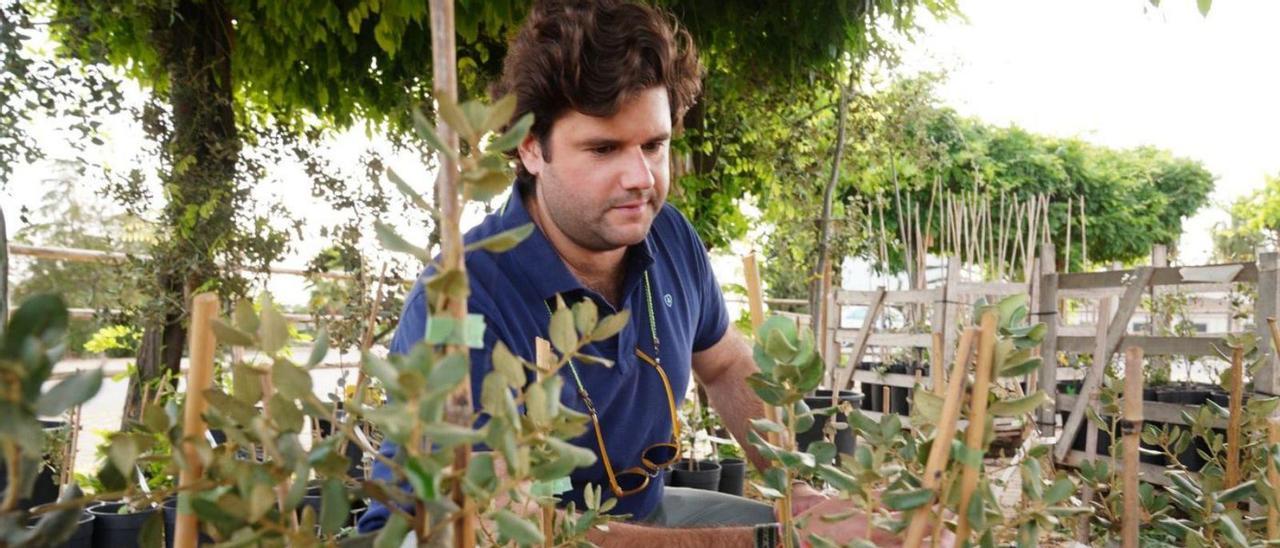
<box><xmin>542</xmin><ymin>271</ymin><xmax>660</xmax><ymax>413</ymax></box>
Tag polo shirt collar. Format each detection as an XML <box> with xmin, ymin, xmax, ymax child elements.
<box><xmin>499</xmin><ymin>184</ymin><xmax>656</xmax><ymax>308</ymax></box>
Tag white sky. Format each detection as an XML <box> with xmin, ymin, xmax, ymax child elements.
<box><xmin>4</xmin><ymin>0</ymin><xmax>1278</xmax><ymax>306</ymax></box>
<box><xmin>896</xmin><ymin>0</ymin><xmax>1280</xmax><ymax>264</ymax></box>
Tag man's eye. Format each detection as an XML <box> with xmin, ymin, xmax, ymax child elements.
<box><xmin>642</xmin><ymin>142</ymin><xmax>665</xmax><ymax>153</ymax></box>
<box><xmin>590</xmin><ymin>145</ymin><xmax>615</xmax><ymax>155</ymax></box>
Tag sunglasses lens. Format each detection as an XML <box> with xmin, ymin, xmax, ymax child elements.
<box><xmin>616</xmin><ymin>470</ymin><xmax>649</xmax><ymax>493</ymax></box>
<box><xmin>642</xmin><ymin>443</ymin><xmax>679</xmax><ymax>469</ymax></box>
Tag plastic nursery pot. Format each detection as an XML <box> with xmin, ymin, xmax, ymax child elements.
<box><xmin>28</xmin><ymin>510</ymin><xmax>95</xmax><ymax>548</ymax></box>
<box><xmin>797</xmin><ymin>390</ymin><xmax>863</xmax><ymax>461</ymax></box>
<box><xmin>716</xmin><ymin>458</ymin><xmax>747</xmax><ymax>496</ymax></box>
<box><xmin>670</xmin><ymin>459</ymin><xmax>721</xmax><ymax>491</ymax></box>
<box><xmin>887</xmin><ymin>363</ymin><xmax>912</xmax><ymax>416</ymax></box>
<box><xmin>88</xmin><ymin>501</ymin><xmax>158</xmax><ymax>548</ymax></box>
<box><xmin>163</xmin><ymin>497</ymin><xmax>214</xmax><ymax>548</ymax></box>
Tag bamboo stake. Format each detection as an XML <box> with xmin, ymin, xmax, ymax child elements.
<box><xmin>427</xmin><ymin>0</ymin><xmax>476</xmax><ymax>544</ymax></box>
<box><xmin>1225</xmin><ymin>346</ymin><xmax>1245</xmax><ymax>489</ymax></box>
<box><xmin>175</xmin><ymin>293</ymin><xmax>220</xmax><ymax>548</ymax></box>
<box><xmin>997</xmin><ymin>192</ymin><xmax>1009</xmax><ymax>279</ymax></box>
<box><xmin>1121</xmin><ymin>347</ymin><xmax>1144</xmax><ymax>548</ymax></box>
<box><xmin>954</xmin><ymin>310</ymin><xmax>998</xmax><ymax>542</ymax></box>
<box><xmin>1267</xmin><ymin>417</ymin><xmax>1280</xmax><ymax>540</ymax></box>
<box><xmin>877</xmin><ymin>196</ymin><xmax>890</xmax><ymax>273</ymax></box>
<box><xmin>536</xmin><ymin>339</ymin><xmax>557</xmax><ymax>548</ymax></box>
<box><xmin>1065</xmin><ymin>197</ymin><xmax>1073</xmax><ymax>274</ymax></box>
<box><xmin>931</xmin><ymin>332</ymin><xmax>945</xmax><ymax>395</ymax></box>
<box><xmin>1079</xmin><ymin>195</ymin><xmax>1089</xmax><ymax>271</ymax></box>
<box><xmin>904</xmin><ymin>328</ymin><xmax>979</xmax><ymax>546</ymax></box>
<box><xmin>743</xmin><ymin>254</ymin><xmax>781</xmax><ymax>448</ymax></box>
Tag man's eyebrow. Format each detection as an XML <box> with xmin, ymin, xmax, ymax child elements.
<box><xmin>573</xmin><ymin>132</ymin><xmax>672</xmax><ymax>148</ymax></box>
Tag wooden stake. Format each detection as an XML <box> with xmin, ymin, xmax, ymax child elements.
<box><xmin>1121</xmin><ymin>347</ymin><xmax>1144</xmax><ymax>548</ymax></box>
<box><xmin>931</xmin><ymin>332</ymin><xmax>945</xmax><ymax>395</ymax></box>
<box><xmin>743</xmin><ymin>253</ymin><xmax>780</xmax><ymax>446</ymax></box>
<box><xmin>1079</xmin><ymin>195</ymin><xmax>1089</xmax><ymax>271</ymax></box>
<box><xmin>834</xmin><ymin>288</ymin><xmax>885</xmax><ymax>394</ymax></box>
<box><xmin>174</xmin><ymin>293</ymin><xmax>220</xmax><ymax>548</ymax></box>
<box><xmin>1225</xmin><ymin>346</ymin><xmax>1245</xmax><ymax>489</ymax></box>
<box><xmin>536</xmin><ymin>339</ymin><xmax>556</xmax><ymax>548</ymax></box>
<box><xmin>954</xmin><ymin>310</ymin><xmax>998</xmax><ymax>542</ymax></box>
<box><xmin>1065</xmin><ymin>197</ymin><xmax>1073</xmax><ymax>274</ymax></box>
<box><xmin>904</xmin><ymin>327</ymin><xmax>978</xmax><ymax>546</ymax></box>
<box><xmin>1267</xmin><ymin>417</ymin><xmax>1280</xmax><ymax>541</ymax></box>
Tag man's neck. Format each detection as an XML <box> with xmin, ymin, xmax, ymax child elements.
<box><xmin>525</xmin><ymin>192</ymin><xmax>628</xmax><ymax>306</ymax></box>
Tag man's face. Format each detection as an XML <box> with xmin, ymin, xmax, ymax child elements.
<box><xmin>519</xmin><ymin>87</ymin><xmax>672</xmax><ymax>252</ymax></box>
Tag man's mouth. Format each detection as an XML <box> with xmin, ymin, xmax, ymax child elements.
<box><xmin>611</xmin><ymin>198</ymin><xmax>648</xmax><ymax>212</ymax></box>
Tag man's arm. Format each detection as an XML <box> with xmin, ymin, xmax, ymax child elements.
<box><xmin>690</xmin><ymin>327</ymin><xmax>771</xmax><ymax>472</ymax></box>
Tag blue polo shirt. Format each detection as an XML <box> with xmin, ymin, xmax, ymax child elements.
<box><xmin>357</xmin><ymin>184</ymin><xmax>729</xmax><ymax>531</ymax></box>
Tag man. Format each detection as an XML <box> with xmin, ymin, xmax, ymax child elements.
<box><xmin>360</xmin><ymin>1</ymin><xmax>887</xmax><ymax>545</ymax></box>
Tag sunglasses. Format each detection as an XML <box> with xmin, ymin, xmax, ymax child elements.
<box><xmin>575</xmin><ymin>347</ymin><xmax>681</xmax><ymax>498</ymax></box>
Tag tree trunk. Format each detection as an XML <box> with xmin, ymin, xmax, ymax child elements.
<box><xmin>809</xmin><ymin>67</ymin><xmax>855</xmax><ymax>317</ymax></box>
<box><xmin>1</xmin><ymin>205</ymin><xmax>7</xmax><ymax>333</ymax></box>
<box><xmin>124</xmin><ymin>0</ymin><xmax>239</xmax><ymax>426</ymax></box>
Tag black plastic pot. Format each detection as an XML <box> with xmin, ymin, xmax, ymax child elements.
<box><xmin>29</xmin><ymin>511</ymin><xmax>94</xmax><ymax>548</ymax></box>
<box><xmin>797</xmin><ymin>390</ymin><xmax>864</xmax><ymax>465</ymax></box>
<box><xmin>670</xmin><ymin>459</ymin><xmax>721</xmax><ymax>491</ymax></box>
<box><xmin>716</xmin><ymin>458</ymin><xmax>746</xmax><ymax>496</ymax></box>
<box><xmin>1064</xmin><ymin>412</ymin><xmax>1112</xmax><ymax>457</ymax></box>
<box><xmin>88</xmin><ymin>501</ymin><xmax>157</xmax><ymax>548</ymax></box>
<box><xmin>163</xmin><ymin>497</ymin><xmax>213</xmax><ymax>547</ymax></box>
<box><xmin>887</xmin><ymin>363</ymin><xmax>912</xmax><ymax>415</ymax></box>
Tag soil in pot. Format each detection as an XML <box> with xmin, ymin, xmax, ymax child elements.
<box><xmin>797</xmin><ymin>390</ymin><xmax>863</xmax><ymax>460</ymax></box>
<box><xmin>670</xmin><ymin>459</ymin><xmax>721</xmax><ymax>491</ymax></box>
<box><xmin>716</xmin><ymin>458</ymin><xmax>746</xmax><ymax>496</ymax></box>
<box><xmin>89</xmin><ymin>501</ymin><xmax>157</xmax><ymax>548</ymax></box>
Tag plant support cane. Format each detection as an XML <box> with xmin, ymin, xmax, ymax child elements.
<box><xmin>1225</xmin><ymin>346</ymin><xmax>1245</xmax><ymax>489</ymax></box>
<box><xmin>954</xmin><ymin>310</ymin><xmax>998</xmax><ymax>542</ymax></box>
<box><xmin>904</xmin><ymin>327</ymin><xmax>978</xmax><ymax>546</ymax></box>
<box><xmin>535</xmin><ymin>338</ymin><xmax>556</xmax><ymax>548</ymax></box>
<box><xmin>175</xmin><ymin>293</ymin><xmax>220</xmax><ymax>548</ymax></box>
<box><xmin>1268</xmin><ymin>417</ymin><xmax>1280</xmax><ymax>540</ymax></box>
<box><xmin>1121</xmin><ymin>347</ymin><xmax>1144</xmax><ymax>548</ymax></box>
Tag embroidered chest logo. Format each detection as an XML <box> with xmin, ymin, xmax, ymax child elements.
<box><xmin>663</xmin><ymin>294</ymin><xmax>673</xmax><ymax>307</ymax></box>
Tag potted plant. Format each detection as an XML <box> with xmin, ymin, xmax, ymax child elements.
<box><xmin>669</xmin><ymin>395</ymin><xmax>721</xmax><ymax>491</ymax></box>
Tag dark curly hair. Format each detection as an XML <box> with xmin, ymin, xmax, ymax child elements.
<box><xmin>491</xmin><ymin>0</ymin><xmax>703</xmax><ymax>191</ymax></box>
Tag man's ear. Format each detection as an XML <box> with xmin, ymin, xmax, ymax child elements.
<box><xmin>517</xmin><ymin>133</ymin><xmax>545</xmax><ymax>177</ymax></box>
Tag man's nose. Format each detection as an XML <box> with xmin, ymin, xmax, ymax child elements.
<box><xmin>619</xmin><ymin>146</ymin><xmax>654</xmax><ymax>191</ymax></box>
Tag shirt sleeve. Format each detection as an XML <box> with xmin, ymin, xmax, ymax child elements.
<box><xmin>682</xmin><ymin>214</ymin><xmax>729</xmax><ymax>353</ymax></box>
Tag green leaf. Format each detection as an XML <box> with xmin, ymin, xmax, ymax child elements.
<box><xmin>374</xmin><ymin>514</ymin><xmax>412</xmax><ymax>548</ymax></box>
<box><xmin>573</xmin><ymin>299</ymin><xmax>599</xmax><ymax>340</ymax></box>
<box><xmin>405</xmin><ymin>457</ymin><xmax>438</xmax><ymax>501</ymax></box>
<box><xmin>412</xmin><ymin>109</ymin><xmax>458</xmax><ymax>163</ymax></box>
<box><xmin>998</xmin><ymin>357</ymin><xmax>1042</xmax><ymax>378</ymax></box>
<box><xmin>488</xmin><ymin>113</ymin><xmax>533</xmax><ymax>153</ymax></box>
<box><xmin>1197</xmin><ymin>0</ymin><xmax>1212</xmax><ymax>17</ymax></box>
<box><xmin>233</xmin><ymin>298</ymin><xmax>259</xmax><ymax>334</ymax></box>
<box><xmin>913</xmin><ymin>388</ymin><xmax>944</xmax><ymax>424</ymax></box>
<box><xmin>492</xmin><ymin>342</ymin><xmax>527</xmax><ymax>388</ymax></box>
<box><xmin>422</xmin><ymin>422</ymin><xmax>487</xmax><ymax>449</ymax></box>
<box><xmin>258</xmin><ymin>300</ymin><xmax>289</xmax><ymax>355</ymax></box>
<box><xmin>438</xmin><ymin>97</ymin><xmax>476</xmax><ymax>144</ymax></box>
<box><xmin>269</xmin><ymin>393</ymin><xmax>304</xmax><ymax>433</ymax></box>
<box><xmin>204</xmin><ymin>388</ymin><xmax>258</xmax><ymax>425</ymax></box>
<box><xmin>988</xmin><ymin>391</ymin><xmax>1049</xmax><ymax>417</ymax></box>
<box><xmin>466</xmin><ymin>223</ymin><xmax>535</xmax><ymax>254</ymax></box>
<box><xmin>751</xmin><ymin>482</ymin><xmax>785</xmax><ymax>499</ymax></box>
<box><xmin>307</xmin><ymin>329</ymin><xmax>329</xmax><ymax>368</ymax></box>
<box><xmin>231</xmin><ymin>363</ymin><xmax>263</xmax><ymax>404</ymax></box>
<box><xmin>1042</xmin><ymin>477</ymin><xmax>1074</xmax><ymax>505</ymax></box>
<box><xmin>494</xmin><ymin>508</ymin><xmax>545</xmax><ymax>545</ymax></box>
<box><xmin>272</xmin><ymin>360</ymin><xmax>314</xmax><ymax>401</ymax></box>
<box><xmin>36</xmin><ymin>368</ymin><xmax>102</xmax><ymax>416</ymax></box>
<box><xmin>750</xmin><ymin>418</ymin><xmax>784</xmax><ymax>433</ymax></box>
<box><xmin>482</xmin><ymin>94</ymin><xmax>518</xmax><ymax>135</ymax></box>
<box><xmin>815</xmin><ymin>463</ymin><xmax>857</xmax><ymax>492</ymax></box>
<box><xmin>1214</xmin><ymin>513</ymin><xmax>1248</xmax><ymax>548</ymax></box>
<box><xmin>375</xmin><ymin>221</ymin><xmax>431</xmax><ymax>263</ymax></box>
<box><xmin>212</xmin><ymin>319</ymin><xmax>255</xmax><ymax>347</ymax></box>
<box><xmin>428</xmin><ymin>354</ymin><xmax>470</xmax><ymax>392</ymax></box>
<box><xmin>107</xmin><ymin>433</ymin><xmax>140</xmax><ymax>477</ymax></box>
<box><xmin>764</xmin><ymin>327</ymin><xmax>798</xmax><ymax>363</ymax></box>
<box><xmin>883</xmin><ymin>487</ymin><xmax>935</xmax><ymax>511</ymax></box>
<box><xmin>591</xmin><ymin>310</ymin><xmax>630</xmax><ymax>341</ymax></box>
<box><xmin>1216</xmin><ymin>480</ymin><xmax>1255</xmax><ymax>505</ymax></box>
<box><xmin>550</xmin><ymin>300</ymin><xmax>577</xmax><ymax>353</ymax></box>
<box><xmin>319</xmin><ymin>479</ymin><xmax>350</xmax><ymax>536</ymax></box>
<box><xmin>387</xmin><ymin>168</ymin><xmax>431</xmax><ymax>212</ymax></box>
<box><xmin>138</xmin><ymin>511</ymin><xmax>164</xmax><ymax>548</ymax></box>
